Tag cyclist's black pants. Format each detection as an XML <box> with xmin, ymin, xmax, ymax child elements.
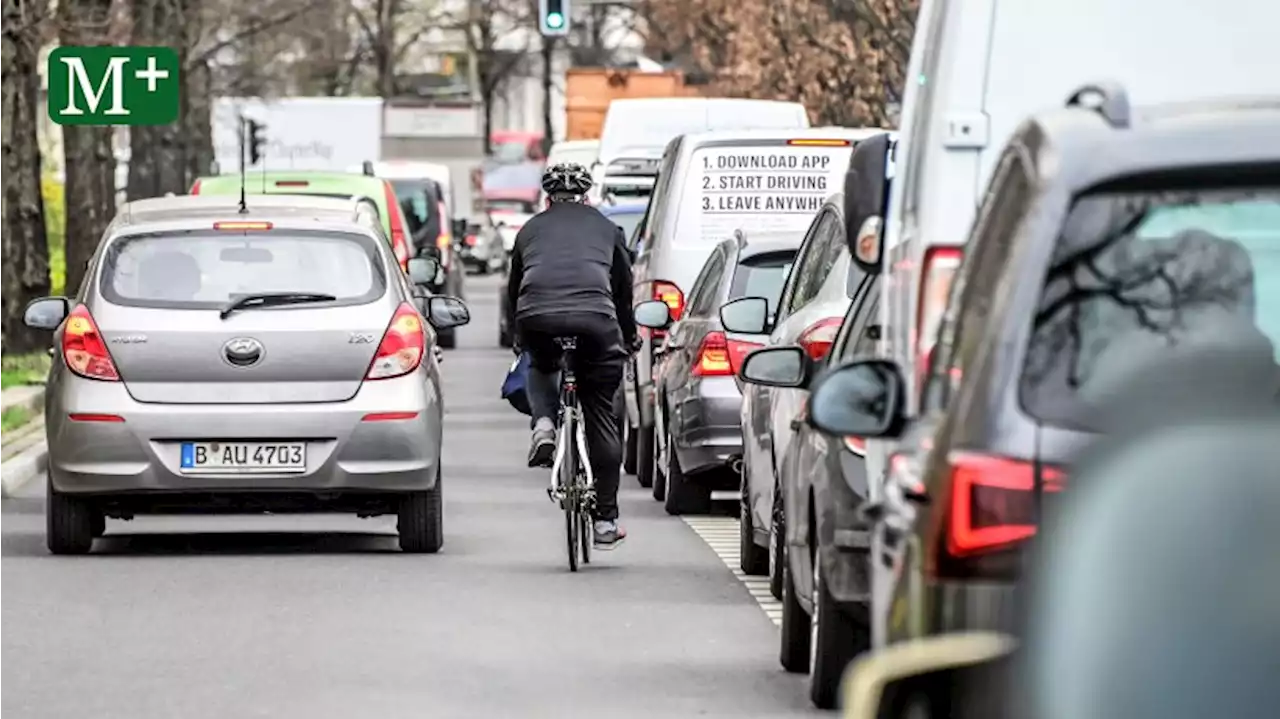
<box><xmin>517</xmin><ymin>312</ymin><xmax>626</xmax><ymax>521</ymax></box>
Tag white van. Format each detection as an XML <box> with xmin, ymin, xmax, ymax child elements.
<box><xmin>592</xmin><ymin>98</ymin><xmax>811</xmax><ymax>204</ymax></box>
<box><xmin>624</xmin><ymin>126</ymin><xmax>888</xmax><ymax>483</ymax></box>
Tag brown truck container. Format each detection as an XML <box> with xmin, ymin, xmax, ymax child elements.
<box><xmin>565</xmin><ymin>69</ymin><xmax>701</xmax><ymax>141</ymax></box>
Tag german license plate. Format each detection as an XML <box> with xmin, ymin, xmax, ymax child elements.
<box><xmin>179</xmin><ymin>442</ymin><xmax>306</xmax><ymax>474</ymax></box>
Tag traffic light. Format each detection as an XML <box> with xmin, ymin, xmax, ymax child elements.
<box><xmin>538</xmin><ymin>0</ymin><xmax>570</xmax><ymax>36</ymax></box>
<box><xmin>246</xmin><ymin>120</ymin><xmax>266</xmax><ymax>164</ymax></box>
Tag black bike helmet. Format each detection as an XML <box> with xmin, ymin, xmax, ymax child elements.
<box><xmin>541</xmin><ymin>162</ymin><xmax>593</xmax><ymax>197</ymax></box>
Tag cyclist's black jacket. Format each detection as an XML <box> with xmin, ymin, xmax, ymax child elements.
<box><xmin>506</xmin><ymin>201</ymin><xmax>636</xmax><ymax>342</ymax></box>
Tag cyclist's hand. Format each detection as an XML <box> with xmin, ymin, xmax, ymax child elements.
<box><xmin>511</xmin><ymin>336</ymin><xmax>523</xmax><ymax>356</ymax></box>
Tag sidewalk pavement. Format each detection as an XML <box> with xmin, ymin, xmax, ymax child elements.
<box><xmin>1</xmin><ymin>385</ymin><xmax>47</xmax><ymax>497</ymax></box>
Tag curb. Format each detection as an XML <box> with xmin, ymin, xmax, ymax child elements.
<box><xmin>0</xmin><ymin>385</ymin><xmax>46</xmax><ymax>415</ymax></box>
<box><xmin>0</xmin><ymin>440</ymin><xmax>47</xmax><ymax>498</ymax></box>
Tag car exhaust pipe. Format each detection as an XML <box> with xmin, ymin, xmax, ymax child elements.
<box><xmin>729</xmin><ymin>455</ymin><xmax>744</xmax><ymax>476</ymax></box>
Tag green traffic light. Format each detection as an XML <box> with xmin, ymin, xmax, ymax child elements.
<box><xmin>546</xmin><ymin>12</ymin><xmax>564</xmax><ymax>29</ymax></box>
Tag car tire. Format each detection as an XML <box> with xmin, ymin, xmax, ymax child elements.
<box><xmin>739</xmin><ymin>475</ymin><xmax>769</xmax><ymax>575</ymax></box>
<box><xmin>809</xmin><ymin>557</ymin><xmax>869</xmax><ymax>708</ymax></box>
<box><xmin>664</xmin><ymin>428</ymin><xmax>711</xmax><ymax>516</ymax></box>
<box><xmin>769</xmin><ymin>490</ymin><xmax>786</xmax><ymax>599</ymax></box>
<box><xmin>779</xmin><ymin>551</ymin><xmax>811</xmax><ymax>673</ymax></box>
<box><xmin>437</xmin><ymin>328</ymin><xmax>457</xmax><ymax>349</ymax></box>
<box><xmin>46</xmin><ymin>474</ymin><xmax>98</xmax><ymax>555</ymax></box>
<box><xmin>398</xmin><ymin>467</ymin><xmax>444</xmax><ymax>553</ymax></box>
<box><xmin>622</xmin><ymin>419</ymin><xmax>638</xmax><ymax>475</ymax></box>
<box><xmin>637</xmin><ymin>423</ymin><xmax>656</xmax><ymax>490</ymax></box>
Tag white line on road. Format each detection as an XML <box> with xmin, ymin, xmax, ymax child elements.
<box><xmin>682</xmin><ymin>516</ymin><xmax>782</xmax><ymax>627</ymax></box>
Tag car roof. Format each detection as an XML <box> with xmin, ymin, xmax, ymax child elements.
<box><xmin>196</xmin><ymin>171</ymin><xmax>386</xmax><ymax>194</ymax></box>
<box><xmin>363</xmin><ymin>161</ymin><xmax>451</xmax><ymax>185</ymax></box>
<box><xmin>551</xmin><ymin>139</ymin><xmax>599</xmax><ymax>151</ymax></box>
<box><xmin>678</xmin><ymin>125</ymin><xmax>894</xmax><ymax>148</ymax></box>
<box><xmin>731</xmin><ymin>230</ymin><xmax>807</xmax><ymax>258</ymax></box>
<box><xmin>107</xmin><ymin>195</ymin><xmax>381</xmax><ymax>238</ymax></box>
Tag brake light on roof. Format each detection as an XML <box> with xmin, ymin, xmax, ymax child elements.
<box><xmin>915</xmin><ymin>246</ymin><xmax>963</xmax><ymax>390</ymax></box>
<box><xmin>797</xmin><ymin>317</ymin><xmax>842</xmax><ymax>361</ymax></box>
<box><xmin>189</xmin><ymin>179</ymin><xmax>201</xmax><ymax>194</ymax></box>
<box><xmin>786</xmin><ymin>139</ymin><xmax>852</xmax><ymax>147</ymax></box>
<box><xmin>365</xmin><ymin>302</ymin><xmax>426</xmax><ymax>380</ymax></box>
<box><xmin>213</xmin><ymin>221</ymin><xmax>273</xmax><ymax>231</ymax></box>
<box><xmin>62</xmin><ymin>305</ymin><xmax>119</xmax><ymax>381</ymax></box>
<box><xmin>274</xmin><ymin>180</ymin><xmax>309</xmax><ymax>188</ymax></box>
<box><xmin>381</xmin><ymin>181</ymin><xmax>411</xmax><ymax>271</ymax></box>
<box><xmin>692</xmin><ymin>331</ymin><xmax>762</xmax><ymax>377</ymax></box>
<box><xmin>945</xmin><ymin>452</ymin><xmax>1065</xmax><ymax>558</ymax></box>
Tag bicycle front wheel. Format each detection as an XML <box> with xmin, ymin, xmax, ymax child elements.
<box><xmin>562</xmin><ymin>413</ymin><xmax>581</xmax><ymax>572</ymax></box>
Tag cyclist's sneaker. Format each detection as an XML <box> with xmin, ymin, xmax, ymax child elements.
<box><xmin>527</xmin><ymin>418</ymin><xmax>556</xmax><ymax>468</ymax></box>
<box><xmin>593</xmin><ymin>520</ymin><xmax>626</xmax><ymax>549</ymax></box>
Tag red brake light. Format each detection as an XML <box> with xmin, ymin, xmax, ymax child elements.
<box><xmin>365</xmin><ymin>303</ymin><xmax>426</xmax><ymax>380</ymax></box>
<box><xmin>786</xmin><ymin>139</ymin><xmax>851</xmax><ymax>147</ymax></box>
<box><xmin>69</xmin><ymin>413</ymin><xmax>125</xmax><ymax>422</ymax></box>
<box><xmin>189</xmin><ymin>179</ymin><xmax>201</xmax><ymax>194</ymax></box>
<box><xmin>692</xmin><ymin>332</ymin><xmax>762</xmax><ymax>377</ymax></box>
<box><xmin>213</xmin><ymin>221</ymin><xmax>272</xmax><ymax>231</ymax></box>
<box><xmin>274</xmin><ymin>180</ymin><xmax>309</xmax><ymax>188</ymax></box>
<box><xmin>946</xmin><ymin>452</ymin><xmax>1065</xmax><ymax>558</ymax></box>
<box><xmin>62</xmin><ymin>305</ymin><xmax>120</xmax><ymax>381</ymax></box>
<box><xmin>842</xmin><ymin>436</ymin><xmax>867</xmax><ymax>455</ymax></box>
<box><xmin>382</xmin><ymin>182</ymin><xmax>410</xmax><ymax>271</ymax></box>
<box><xmin>797</xmin><ymin>317</ymin><xmax>842</xmax><ymax>361</ymax></box>
<box><xmin>464</xmin><ymin>235</ymin><xmax>478</xmax><ymax>246</ymax></box>
<box><xmin>653</xmin><ymin>281</ymin><xmax>684</xmax><ymax>321</ymax></box>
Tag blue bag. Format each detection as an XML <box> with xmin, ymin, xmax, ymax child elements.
<box><xmin>501</xmin><ymin>352</ymin><xmax>533</xmax><ymax>416</ymax></box>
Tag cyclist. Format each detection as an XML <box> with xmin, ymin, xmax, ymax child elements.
<box><xmin>506</xmin><ymin>162</ymin><xmax>638</xmax><ymax>549</ymax></box>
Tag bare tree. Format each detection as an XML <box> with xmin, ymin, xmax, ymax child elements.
<box><xmin>1</xmin><ymin>0</ymin><xmax>53</xmax><ymax>352</ymax></box>
<box><xmin>466</xmin><ymin>0</ymin><xmax>532</xmax><ymax>151</ymax></box>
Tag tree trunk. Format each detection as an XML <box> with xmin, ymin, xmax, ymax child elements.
<box><xmin>128</xmin><ymin>0</ymin><xmax>187</xmax><ymax>199</ymax></box>
<box><xmin>1</xmin><ymin>0</ymin><xmax>53</xmax><ymax>353</ymax></box>
<box><xmin>374</xmin><ymin>0</ymin><xmax>398</xmax><ymax>96</ymax></box>
<box><xmin>183</xmin><ymin>58</ymin><xmax>215</xmax><ymax>179</ymax></box>
<box><xmin>58</xmin><ymin>0</ymin><xmax>119</xmax><ymax>297</ymax></box>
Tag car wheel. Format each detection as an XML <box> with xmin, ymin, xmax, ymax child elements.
<box><xmin>437</xmin><ymin>327</ymin><xmax>457</xmax><ymax>349</ymax></box>
<box><xmin>637</xmin><ymin>424</ymin><xmax>657</xmax><ymax>491</ymax></box>
<box><xmin>664</xmin><ymin>426</ymin><xmax>711</xmax><ymax>516</ymax></box>
<box><xmin>809</xmin><ymin>556</ymin><xmax>869</xmax><ymax>708</ymax></box>
<box><xmin>769</xmin><ymin>491</ymin><xmax>786</xmax><ymax>599</ymax></box>
<box><xmin>739</xmin><ymin>472</ymin><xmax>769</xmax><ymax>575</ymax></box>
<box><xmin>779</xmin><ymin>550</ymin><xmax>811</xmax><ymax>673</ymax></box>
<box><xmin>398</xmin><ymin>466</ymin><xmax>444</xmax><ymax>553</ymax></box>
<box><xmin>622</xmin><ymin>419</ymin><xmax>638</xmax><ymax>475</ymax></box>
<box><xmin>46</xmin><ymin>473</ymin><xmax>98</xmax><ymax>555</ymax></box>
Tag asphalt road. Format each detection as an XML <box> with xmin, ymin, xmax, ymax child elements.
<box><xmin>1</xmin><ymin>274</ymin><xmax>817</xmax><ymax>719</ymax></box>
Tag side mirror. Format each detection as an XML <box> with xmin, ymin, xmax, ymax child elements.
<box><xmin>719</xmin><ymin>296</ymin><xmax>770</xmax><ymax>335</ymax></box>
<box><xmin>425</xmin><ymin>295</ymin><xmax>471</xmax><ymax>330</ymax></box>
<box><xmin>844</xmin><ymin>133</ymin><xmax>894</xmax><ymax>274</ymax></box>
<box><xmin>24</xmin><ymin>297</ymin><xmax>70</xmax><ymax>330</ymax></box>
<box><xmin>738</xmin><ymin>346</ymin><xmax>809</xmax><ymax>388</ymax></box>
<box><xmin>807</xmin><ymin>358</ymin><xmax>906</xmax><ymax>438</ymax></box>
<box><xmin>633</xmin><ymin>299</ymin><xmax>672</xmax><ymax>329</ymax></box>
<box><xmin>407</xmin><ymin>256</ymin><xmax>441</xmax><ymax>286</ymax></box>
<box><xmin>451</xmin><ymin>218</ymin><xmax>468</xmax><ymax>239</ymax></box>
<box><xmin>840</xmin><ymin>632</ymin><xmax>1016</xmax><ymax>719</ymax></box>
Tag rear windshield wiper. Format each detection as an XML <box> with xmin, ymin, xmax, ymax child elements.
<box><xmin>219</xmin><ymin>292</ymin><xmax>338</xmax><ymax>320</ymax></box>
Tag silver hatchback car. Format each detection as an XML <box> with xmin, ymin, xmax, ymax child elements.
<box><xmin>23</xmin><ymin>195</ymin><xmax>471</xmax><ymax>555</ymax></box>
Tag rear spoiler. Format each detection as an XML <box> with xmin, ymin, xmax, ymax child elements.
<box><xmin>604</xmin><ymin>156</ymin><xmax>661</xmax><ymax>178</ymax></box>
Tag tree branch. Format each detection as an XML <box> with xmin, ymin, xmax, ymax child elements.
<box><xmin>188</xmin><ymin>0</ymin><xmax>328</xmax><ymax>69</ymax></box>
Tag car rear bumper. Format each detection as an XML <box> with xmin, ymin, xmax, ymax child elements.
<box><xmin>46</xmin><ymin>373</ymin><xmax>441</xmax><ymax>496</ymax></box>
<box><xmin>671</xmin><ymin>377</ymin><xmax>743</xmax><ymax>474</ymax></box>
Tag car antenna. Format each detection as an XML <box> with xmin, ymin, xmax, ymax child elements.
<box><xmin>237</xmin><ymin>115</ymin><xmax>248</xmax><ymax>214</ymax></box>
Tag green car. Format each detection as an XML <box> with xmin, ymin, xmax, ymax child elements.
<box><xmin>191</xmin><ymin>171</ymin><xmax>414</xmax><ymax>271</ymax></box>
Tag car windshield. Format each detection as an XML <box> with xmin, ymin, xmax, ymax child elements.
<box><xmin>1021</xmin><ymin>188</ymin><xmax>1280</xmax><ymax>429</ymax></box>
<box><xmin>483</xmin><ymin>162</ymin><xmax>542</xmax><ymax>193</ymax></box>
<box><xmin>100</xmin><ymin>230</ymin><xmax>386</xmax><ymax>310</ymax></box>
<box><xmin>731</xmin><ymin>250</ymin><xmax>797</xmax><ymax>316</ymax></box>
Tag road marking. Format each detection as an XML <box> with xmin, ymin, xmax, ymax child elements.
<box><xmin>683</xmin><ymin>516</ymin><xmax>782</xmax><ymax>627</ymax></box>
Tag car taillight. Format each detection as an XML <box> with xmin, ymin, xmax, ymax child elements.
<box><xmin>436</xmin><ymin>200</ymin><xmax>452</xmax><ymax>266</ymax></box>
<box><xmin>945</xmin><ymin>452</ymin><xmax>1064</xmax><ymax>558</ymax></box>
<box><xmin>465</xmin><ymin>234</ymin><xmax>478</xmax><ymax>246</ymax></box>
<box><xmin>914</xmin><ymin>246</ymin><xmax>962</xmax><ymax>389</ymax></box>
<box><xmin>842</xmin><ymin>436</ymin><xmax>867</xmax><ymax>456</ymax></box>
<box><xmin>653</xmin><ymin>281</ymin><xmax>684</xmax><ymax>321</ymax></box>
<box><xmin>692</xmin><ymin>331</ymin><xmax>761</xmax><ymax>377</ymax></box>
<box><xmin>382</xmin><ymin>182</ymin><xmax>410</xmax><ymax>271</ymax></box>
<box><xmin>62</xmin><ymin>305</ymin><xmax>120</xmax><ymax>381</ymax></box>
<box><xmin>365</xmin><ymin>303</ymin><xmax>426</xmax><ymax>380</ymax></box>
<box><xmin>797</xmin><ymin>317</ymin><xmax>842</xmax><ymax>361</ymax></box>
<box><xmin>189</xmin><ymin>179</ymin><xmax>201</xmax><ymax>194</ymax></box>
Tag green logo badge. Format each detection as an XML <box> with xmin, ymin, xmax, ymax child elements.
<box><xmin>47</xmin><ymin>46</ymin><xmax>179</xmax><ymax>126</ymax></box>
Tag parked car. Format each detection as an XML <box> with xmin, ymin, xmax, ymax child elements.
<box><xmin>645</xmin><ymin>230</ymin><xmax>801</xmax><ymax>514</ymax></box>
<box><xmin>809</xmin><ymin>88</ymin><xmax>1280</xmax><ymax>714</ymax></box>
<box><xmin>625</xmin><ymin>127</ymin><xmax>887</xmax><ymax>492</ymax></box>
<box><xmin>23</xmin><ymin>194</ymin><xmax>472</xmax><ymax>555</ymax></box>
<box><xmin>457</xmin><ymin>211</ymin><xmax>506</xmax><ymax>275</ymax></box>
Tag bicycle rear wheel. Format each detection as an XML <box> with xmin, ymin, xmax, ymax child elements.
<box><xmin>562</xmin><ymin>413</ymin><xmax>581</xmax><ymax>572</ymax></box>
<box><xmin>580</xmin><ymin>504</ymin><xmax>592</xmax><ymax>565</ymax></box>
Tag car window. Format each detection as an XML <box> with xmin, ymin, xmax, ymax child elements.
<box><xmin>643</xmin><ymin>138</ymin><xmax>683</xmax><ymax>248</ymax></box>
<box><xmin>840</xmin><ymin>291</ymin><xmax>882</xmax><ymax>361</ymax></box>
<box><xmin>389</xmin><ymin>180</ymin><xmax>435</xmax><ymax>234</ymax></box>
<box><xmin>609</xmin><ymin>211</ymin><xmax>644</xmax><ymax>241</ymax></box>
<box><xmin>101</xmin><ymin>230</ymin><xmax>386</xmax><ymax>310</ymax></box>
<box><xmin>730</xmin><ymin>250</ymin><xmax>797</xmax><ymax>316</ymax></box>
<box><xmin>685</xmin><ymin>249</ymin><xmax>728</xmax><ymax>317</ymax></box>
<box><xmin>776</xmin><ymin>212</ymin><xmax>825</xmax><ymax>321</ymax></box>
<box><xmin>787</xmin><ymin>212</ymin><xmax>843</xmax><ymax>313</ymax></box>
<box><xmin>1020</xmin><ymin>187</ymin><xmax>1280</xmax><ymax>429</ymax></box>
<box><xmin>923</xmin><ymin>150</ymin><xmax>1031</xmax><ymax>412</ymax></box>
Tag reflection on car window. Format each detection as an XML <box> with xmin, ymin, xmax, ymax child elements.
<box><xmin>102</xmin><ymin>231</ymin><xmax>384</xmax><ymax>309</ymax></box>
<box><xmin>609</xmin><ymin>211</ymin><xmax>644</xmax><ymax>241</ymax></box>
<box><xmin>730</xmin><ymin>252</ymin><xmax>796</xmax><ymax>316</ymax></box>
<box><xmin>1020</xmin><ymin>189</ymin><xmax>1280</xmax><ymax>428</ymax></box>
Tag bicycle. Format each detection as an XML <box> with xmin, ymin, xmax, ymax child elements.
<box><xmin>545</xmin><ymin>336</ymin><xmax>596</xmax><ymax>572</ymax></box>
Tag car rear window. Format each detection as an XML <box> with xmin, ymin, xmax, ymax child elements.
<box><xmin>1020</xmin><ymin>188</ymin><xmax>1280</xmax><ymax>428</ymax></box>
<box><xmin>608</xmin><ymin>211</ymin><xmax>644</xmax><ymax>240</ymax></box>
<box><xmin>731</xmin><ymin>250</ymin><xmax>797</xmax><ymax>315</ymax></box>
<box><xmin>389</xmin><ymin>180</ymin><xmax>440</xmax><ymax>233</ymax></box>
<box><xmin>677</xmin><ymin>140</ymin><xmax>856</xmax><ymax>247</ymax></box>
<box><xmin>100</xmin><ymin>230</ymin><xmax>387</xmax><ymax>310</ymax></box>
